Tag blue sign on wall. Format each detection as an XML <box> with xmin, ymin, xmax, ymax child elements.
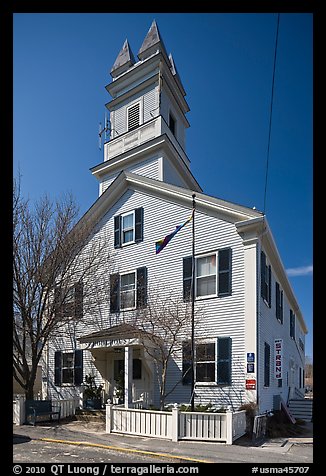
<box><xmin>247</xmin><ymin>353</ymin><xmax>255</xmax><ymax>363</ymax></box>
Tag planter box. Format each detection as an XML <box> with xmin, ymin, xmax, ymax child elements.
<box><xmin>84</xmin><ymin>398</ymin><xmax>102</xmax><ymax>410</ymax></box>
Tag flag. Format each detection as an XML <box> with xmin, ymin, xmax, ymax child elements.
<box><xmin>155</xmin><ymin>212</ymin><xmax>193</xmax><ymax>254</ymax></box>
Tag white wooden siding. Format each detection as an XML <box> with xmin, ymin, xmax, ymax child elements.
<box><xmin>160</xmin><ymin>89</ymin><xmax>186</xmax><ymax>151</ymax></box>
<box><xmin>163</xmin><ymin>156</ymin><xmax>189</xmax><ymax>189</ymax></box>
<box><xmin>48</xmin><ymin>189</ymin><xmax>247</xmax><ymax>410</ymax></box>
<box><xmin>257</xmin><ymin>245</ymin><xmax>306</xmax><ymax>413</ymax></box>
<box><xmin>111</xmin><ymin>84</ymin><xmax>159</xmax><ymax>137</ymax></box>
<box><xmin>100</xmin><ymin>157</ymin><xmax>160</xmax><ymax>195</ymax></box>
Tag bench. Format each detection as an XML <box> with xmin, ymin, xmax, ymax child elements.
<box><xmin>25</xmin><ymin>400</ymin><xmax>61</xmax><ymax>426</ymax></box>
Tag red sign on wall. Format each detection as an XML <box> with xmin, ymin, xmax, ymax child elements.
<box><xmin>246</xmin><ymin>379</ymin><xmax>256</xmax><ymax>390</ymax></box>
<box><xmin>274</xmin><ymin>339</ymin><xmax>283</xmax><ymax>379</ymax></box>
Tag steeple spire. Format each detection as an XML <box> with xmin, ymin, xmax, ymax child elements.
<box><xmin>137</xmin><ymin>20</ymin><xmax>168</xmax><ymax>61</ymax></box>
<box><xmin>111</xmin><ymin>39</ymin><xmax>135</xmax><ymax>78</ymax></box>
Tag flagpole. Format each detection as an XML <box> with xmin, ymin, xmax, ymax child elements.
<box><xmin>190</xmin><ymin>193</ymin><xmax>196</xmax><ymax>412</ymax></box>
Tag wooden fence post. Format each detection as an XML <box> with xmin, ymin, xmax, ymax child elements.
<box><xmin>106</xmin><ymin>403</ymin><xmax>113</xmax><ymax>433</ymax></box>
<box><xmin>226</xmin><ymin>409</ymin><xmax>233</xmax><ymax>445</ymax></box>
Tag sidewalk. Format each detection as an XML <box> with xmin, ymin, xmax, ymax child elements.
<box><xmin>13</xmin><ymin>420</ymin><xmax>313</xmax><ymax>464</ymax></box>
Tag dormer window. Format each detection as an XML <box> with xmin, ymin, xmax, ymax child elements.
<box><xmin>169</xmin><ymin>112</ymin><xmax>176</xmax><ymax>136</ymax></box>
<box><xmin>127</xmin><ymin>102</ymin><xmax>140</xmax><ymax>131</ymax></box>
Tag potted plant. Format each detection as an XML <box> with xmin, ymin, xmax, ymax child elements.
<box><xmin>83</xmin><ymin>374</ymin><xmax>103</xmax><ymax>410</ymax></box>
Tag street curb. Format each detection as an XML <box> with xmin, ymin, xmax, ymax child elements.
<box><xmin>36</xmin><ymin>437</ymin><xmax>212</xmax><ymax>464</ymax></box>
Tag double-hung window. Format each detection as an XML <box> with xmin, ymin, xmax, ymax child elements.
<box><xmin>182</xmin><ymin>338</ymin><xmax>232</xmax><ymax>386</ymax></box>
<box><xmin>121</xmin><ymin>211</ymin><xmax>135</xmax><ymax>245</ymax></box>
<box><xmin>114</xmin><ymin>208</ymin><xmax>144</xmax><ymax>248</ymax></box>
<box><xmin>54</xmin><ymin>349</ymin><xmax>83</xmax><ymax>386</ymax></box>
<box><xmin>110</xmin><ymin>267</ymin><xmax>147</xmax><ymax>313</ymax></box>
<box><xmin>196</xmin><ymin>342</ymin><xmax>216</xmax><ymax>382</ymax></box>
<box><xmin>183</xmin><ymin>248</ymin><xmax>232</xmax><ymax>301</ymax></box>
<box><xmin>120</xmin><ymin>271</ymin><xmax>136</xmax><ymax>310</ymax></box>
<box><xmin>196</xmin><ymin>255</ymin><xmax>216</xmax><ymax>298</ymax></box>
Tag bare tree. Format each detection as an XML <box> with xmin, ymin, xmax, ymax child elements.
<box><xmin>13</xmin><ymin>177</ymin><xmax>112</xmax><ymax>399</ymax></box>
<box><xmin>134</xmin><ymin>289</ymin><xmax>195</xmax><ymax>410</ymax></box>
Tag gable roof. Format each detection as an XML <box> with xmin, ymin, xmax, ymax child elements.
<box><xmin>79</xmin><ymin>170</ymin><xmax>262</xmax><ymax>232</ymax></box>
<box><xmin>72</xmin><ymin>171</ymin><xmax>306</xmax><ymax>335</ymax></box>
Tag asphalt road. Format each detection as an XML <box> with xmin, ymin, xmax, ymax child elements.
<box><xmin>13</xmin><ymin>436</ymin><xmax>177</xmax><ymax>464</ymax></box>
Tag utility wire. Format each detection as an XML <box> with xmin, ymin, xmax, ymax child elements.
<box><xmin>263</xmin><ymin>13</ymin><xmax>280</xmax><ymax>216</ymax></box>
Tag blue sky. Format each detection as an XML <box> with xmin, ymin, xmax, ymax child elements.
<box><xmin>13</xmin><ymin>13</ymin><xmax>313</xmax><ymax>356</ymax></box>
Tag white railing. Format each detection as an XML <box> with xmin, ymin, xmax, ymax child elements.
<box><xmin>178</xmin><ymin>411</ymin><xmax>228</xmax><ymax>442</ymax></box>
<box><xmin>232</xmin><ymin>410</ymin><xmax>247</xmax><ymax>441</ymax></box>
<box><xmin>13</xmin><ymin>395</ymin><xmax>26</xmax><ymax>425</ymax></box>
<box><xmin>106</xmin><ymin>404</ymin><xmax>246</xmax><ymax>444</ymax></box>
<box><xmin>52</xmin><ymin>398</ymin><xmax>78</xmax><ymax>419</ymax></box>
<box><xmin>104</xmin><ymin>116</ymin><xmax>189</xmax><ymax>166</ymax></box>
<box><xmin>108</xmin><ymin>406</ymin><xmax>173</xmax><ymax>440</ymax></box>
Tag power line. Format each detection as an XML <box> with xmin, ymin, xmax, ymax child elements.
<box><xmin>263</xmin><ymin>13</ymin><xmax>280</xmax><ymax>216</ymax></box>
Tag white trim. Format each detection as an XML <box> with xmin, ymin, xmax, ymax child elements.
<box><xmin>121</xmin><ymin>210</ymin><xmax>135</xmax><ymax>246</ymax></box>
<box><xmin>126</xmin><ymin>100</ymin><xmax>143</xmax><ymax>131</ymax></box>
<box><xmin>119</xmin><ymin>270</ymin><xmax>137</xmax><ymax>311</ymax></box>
<box><xmin>195</xmin><ymin>252</ymin><xmax>218</xmax><ymax>300</ymax></box>
<box><xmin>195</xmin><ymin>339</ymin><xmax>217</xmax><ymax>385</ymax></box>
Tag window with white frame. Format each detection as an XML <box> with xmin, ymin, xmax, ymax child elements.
<box><xmin>196</xmin><ymin>342</ymin><xmax>216</xmax><ymax>382</ymax></box>
<box><xmin>121</xmin><ymin>211</ymin><xmax>135</xmax><ymax>245</ymax></box>
<box><xmin>182</xmin><ymin>338</ymin><xmax>232</xmax><ymax>385</ymax></box>
<box><xmin>196</xmin><ymin>255</ymin><xmax>216</xmax><ymax>298</ymax></box>
<box><xmin>54</xmin><ymin>349</ymin><xmax>83</xmax><ymax>386</ymax></box>
<box><xmin>120</xmin><ymin>272</ymin><xmax>136</xmax><ymax>310</ymax></box>
<box><xmin>184</xmin><ymin>249</ymin><xmax>232</xmax><ymax>300</ymax></box>
<box><xmin>62</xmin><ymin>352</ymin><xmax>74</xmax><ymax>384</ymax></box>
<box><xmin>114</xmin><ymin>208</ymin><xmax>143</xmax><ymax>249</ymax></box>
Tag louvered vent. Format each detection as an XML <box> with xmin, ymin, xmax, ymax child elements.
<box><xmin>128</xmin><ymin>103</ymin><xmax>140</xmax><ymax>131</ymax></box>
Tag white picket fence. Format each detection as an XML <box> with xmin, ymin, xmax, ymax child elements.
<box><xmin>13</xmin><ymin>396</ymin><xmax>78</xmax><ymax>425</ymax></box>
<box><xmin>52</xmin><ymin>399</ymin><xmax>78</xmax><ymax>419</ymax></box>
<box><xmin>106</xmin><ymin>404</ymin><xmax>246</xmax><ymax>444</ymax></box>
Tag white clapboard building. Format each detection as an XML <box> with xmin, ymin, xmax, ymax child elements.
<box><xmin>44</xmin><ymin>21</ymin><xmax>307</xmax><ymax>414</ymax></box>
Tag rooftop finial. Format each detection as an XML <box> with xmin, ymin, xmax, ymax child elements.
<box><xmin>111</xmin><ymin>39</ymin><xmax>135</xmax><ymax>78</ymax></box>
<box><xmin>138</xmin><ymin>20</ymin><xmax>168</xmax><ymax>61</ymax></box>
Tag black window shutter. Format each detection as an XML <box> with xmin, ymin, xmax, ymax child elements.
<box><xmin>276</xmin><ymin>282</ymin><xmax>280</xmax><ymax>320</ymax></box>
<box><xmin>280</xmin><ymin>291</ymin><xmax>283</xmax><ymax>323</ymax></box>
<box><xmin>217</xmin><ymin>337</ymin><xmax>232</xmax><ymax>385</ymax></box>
<box><xmin>183</xmin><ymin>257</ymin><xmax>192</xmax><ymax>302</ymax></box>
<box><xmin>135</xmin><ymin>207</ymin><xmax>144</xmax><ymax>243</ymax></box>
<box><xmin>261</xmin><ymin>251</ymin><xmax>266</xmax><ymax>300</ymax></box>
<box><xmin>74</xmin><ymin>349</ymin><xmax>83</xmax><ymax>385</ymax></box>
<box><xmin>264</xmin><ymin>343</ymin><xmax>270</xmax><ymax>387</ymax></box>
<box><xmin>290</xmin><ymin>310</ymin><xmax>295</xmax><ymax>339</ymax></box>
<box><xmin>110</xmin><ymin>273</ymin><xmax>120</xmax><ymax>312</ymax></box>
<box><xmin>114</xmin><ymin>215</ymin><xmax>121</xmax><ymax>248</ymax></box>
<box><xmin>74</xmin><ymin>282</ymin><xmax>83</xmax><ymax>320</ymax></box>
<box><xmin>54</xmin><ymin>351</ymin><xmax>62</xmax><ymax>386</ymax></box>
<box><xmin>218</xmin><ymin>248</ymin><xmax>232</xmax><ymax>296</ymax></box>
<box><xmin>136</xmin><ymin>267</ymin><xmax>147</xmax><ymax>308</ymax></box>
<box><xmin>268</xmin><ymin>265</ymin><xmax>272</xmax><ymax>306</ymax></box>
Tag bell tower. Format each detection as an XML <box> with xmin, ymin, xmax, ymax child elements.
<box><xmin>91</xmin><ymin>20</ymin><xmax>202</xmax><ymax>195</ymax></box>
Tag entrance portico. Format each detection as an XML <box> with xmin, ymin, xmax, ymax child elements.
<box><xmin>79</xmin><ymin>324</ymin><xmax>154</xmax><ymax>408</ymax></box>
